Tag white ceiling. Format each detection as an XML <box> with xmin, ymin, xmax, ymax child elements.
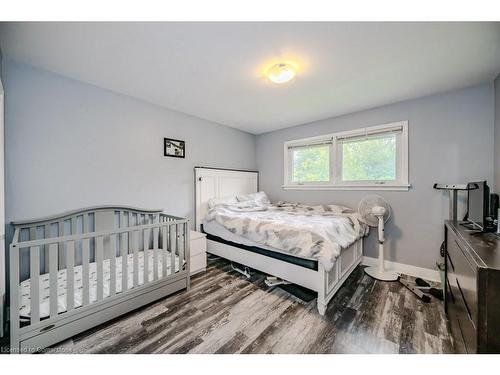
<box><xmin>1</xmin><ymin>22</ymin><xmax>499</xmax><ymax>134</ymax></box>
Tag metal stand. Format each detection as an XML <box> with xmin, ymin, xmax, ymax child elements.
<box><xmin>434</xmin><ymin>183</ymin><xmax>469</xmax><ymax>258</ymax></box>
<box><xmin>433</xmin><ymin>183</ymin><xmax>468</xmax><ymax>221</ymax></box>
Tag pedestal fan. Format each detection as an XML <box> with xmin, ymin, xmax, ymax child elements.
<box><xmin>359</xmin><ymin>195</ymin><xmax>399</xmax><ymax>281</ymax></box>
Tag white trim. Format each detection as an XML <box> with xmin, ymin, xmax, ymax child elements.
<box><xmin>282</xmin><ymin>184</ymin><xmax>411</xmax><ymax>191</ymax></box>
<box><xmin>287</xmin><ymin>138</ymin><xmax>333</xmax><ymax>149</ymax></box>
<box><xmin>283</xmin><ymin>120</ymin><xmax>409</xmax><ymax>191</ymax></box>
<box><xmin>335</xmin><ymin>124</ymin><xmax>403</xmax><ymax>140</ymax></box>
<box><xmin>332</xmin><ymin>121</ymin><xmax>406</xmax><ymax>139</ymax></box>
<box><xmin>362</xmin><ymin>256</ymin><xmax>441</xmax><ymax>283</ymax></box>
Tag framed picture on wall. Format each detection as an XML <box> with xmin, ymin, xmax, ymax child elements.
<box><xmin>164</xmin><ymin>138</ymin><xmax>185</xmax><ymax>158</ymax></box>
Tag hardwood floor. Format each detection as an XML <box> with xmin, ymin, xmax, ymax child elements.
<box><xmin>45</xmin><ymin>256</ymin><xmax>454</xmax><ymax>354</ymax></box>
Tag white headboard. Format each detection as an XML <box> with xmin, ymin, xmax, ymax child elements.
<box><xmin>194</xmin><ymin>167</ymin><xmax>258</xmax><ymax>231</ymax></box>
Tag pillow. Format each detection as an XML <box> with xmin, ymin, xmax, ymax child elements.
<box><xmin>207</xmin><ymin>196</ymin><xmax>238</xmax><ymax>209</ymax></box>
<box><xmin>236</xmin><ymin>191</ymin><xmax>271</xmax><ymax>206</ymax></box>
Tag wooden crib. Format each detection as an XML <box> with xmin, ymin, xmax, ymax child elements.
<box><xmin>9</xmin><ymin>205</ymin><xmax>190</xmax><ymax>353</ymax></box>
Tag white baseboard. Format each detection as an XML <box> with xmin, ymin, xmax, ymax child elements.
<box><xmin>362</xmin><ymin>256</ymin><xmax>441</xmax><ymax>283</ymax></box>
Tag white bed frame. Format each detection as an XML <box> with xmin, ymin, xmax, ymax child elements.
<box><xmin>194</xmin><ymin>167</ymin><xmax>363</xmax><ymax>315</ymax></box>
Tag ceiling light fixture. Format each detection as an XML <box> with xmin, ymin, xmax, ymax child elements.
<box><xmin>266</xmin><ymin>62</ymin><xmax>296</xmax><ymax>84</ymax></box>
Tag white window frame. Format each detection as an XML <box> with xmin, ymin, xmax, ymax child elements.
<box><xmin>285</xmin><ymin>138</ymin><xmax>334</xmax><ymax>186</ymax></box>
<box><xmin>283</xmin><ymin>121</ymin><xmax>409</xmax><ymax>191</ymax></box>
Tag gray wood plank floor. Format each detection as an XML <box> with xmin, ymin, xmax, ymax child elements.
<box><xmin>46</xmin><ymin>256</ymin><xmax>454</xmax><ymax>354</ymax></box>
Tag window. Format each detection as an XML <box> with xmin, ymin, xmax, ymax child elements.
<box><xmin>283</xmin><ymin>121</ymin><xmax>409</xmax><ymax>190</ymax></box>
<box><xmin>339</xmin><ymin>132</ymin><xmax>397</xmax><ymax>182</ymax></box>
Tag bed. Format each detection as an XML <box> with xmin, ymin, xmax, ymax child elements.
<box><xmin>9</xmin><ymin>206</ymin><xmax>190</xmax><ymax>353</ymax></box>
<box><xmin>194</xmin><ymin>167</ymin><xmax>366</xmax><ymax>315</ymax></box>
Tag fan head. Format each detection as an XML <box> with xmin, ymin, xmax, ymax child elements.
<box><xmin>358</xmin><ymin>195</ymin><xmax>391</xmax><ymax>227</ymax></box>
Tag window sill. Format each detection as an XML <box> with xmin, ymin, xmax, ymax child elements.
<box><xmin>281</xmin><ymin>184</ymin><xmax>411</xmax><ymax>191</ymax></box>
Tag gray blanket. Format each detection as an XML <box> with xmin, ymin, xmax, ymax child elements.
<box><xmin>204</xmin><ymin>202</ymin><xmax>368</xmax><ymax>271</ymax></box>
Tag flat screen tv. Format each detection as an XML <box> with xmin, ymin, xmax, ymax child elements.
<box><xmin>467</xmin><ymin>181</ymin><xmax>490</xmax><ymax>230</ymax></box>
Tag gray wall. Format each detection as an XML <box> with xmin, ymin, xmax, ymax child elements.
<box><xmin>4</xmin><ymin>60</ymin><xmax>256</xmax><ymax>228</ymax></box>
<box><xmin>2</xmin><ymin>59</ymin><xmax>496</xmax><ymax>273</ymax></box>
<box><xmin>256</xmin><ymin>83</ymin><xmax>495</xmax><ymax>270</ymax></box>
<box><xmin>495</xmin><ymin>74</ymin><xmax>500</xmax><ymax>192</ymax></box>
<box><xmin>0</xmin><ymin>45</ymin><xmax>3</xmax><ymax>82</ymax></box>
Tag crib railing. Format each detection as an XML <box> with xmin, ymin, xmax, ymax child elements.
<box><xmin>9</xmin><ymin>207</ymin><xmax>189</xmax><ymax>351</ymax></box>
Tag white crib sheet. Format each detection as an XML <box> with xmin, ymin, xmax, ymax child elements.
<box><xmin>19</xmin><ymin>249</ymin><xmax>180</xmax><ymax>320</ymax></box>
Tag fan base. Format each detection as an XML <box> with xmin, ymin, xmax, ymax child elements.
<box><xmin>364</xmin><ymin>266</ymin><xmax>399</xmax><ymax>281</ymax></box>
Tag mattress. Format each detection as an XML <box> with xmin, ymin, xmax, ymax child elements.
<box><xmin>19</xmin><ymin>249</ymin><xmax>180</xmax><ymax>320</ymax></box>
<box><xmin>203</xmin><ymin>220</ymin><xmax>316</xmax><ymax>261</ymax></box>
<box><xmin>204</xmin><ymin>202</ymin><xmax>367</xmax><ymax>272</ymax></box>
<box><xmin>203</xmin><ymin>220</ymin><xmax>320</xmax><ymax>270</ymax></box>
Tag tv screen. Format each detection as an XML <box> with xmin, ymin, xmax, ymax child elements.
<box><xmin>467</xmin><ymin>181</ymin><xmax>489</xmax><ymax>230</ymax></box>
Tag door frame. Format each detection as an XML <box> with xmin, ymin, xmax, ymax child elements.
<box><xmin>0</xmin><ymin>77</ymin><xmax>5</xmax><ymax>338</ymax></box>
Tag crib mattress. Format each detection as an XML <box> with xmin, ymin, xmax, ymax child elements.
<box><xmin>19</xmin><ymin>249</ymin><xmax>180</xmax><ymax>320</ymax></box>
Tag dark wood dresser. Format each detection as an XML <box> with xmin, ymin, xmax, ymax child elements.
<box><xmin>445</xmin><ymin>221</ymin><xmax>500</xmax><ymax>353</ymax></box>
